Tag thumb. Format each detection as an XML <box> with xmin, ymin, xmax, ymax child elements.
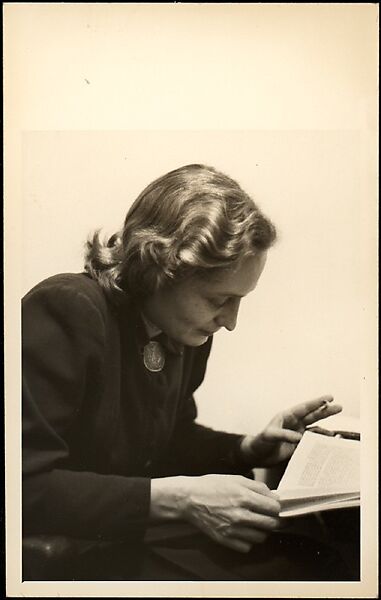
<box><xmin>263</xmin><ymin>427</ymin><xmax>303</xmax><ymax>444</ymax></box>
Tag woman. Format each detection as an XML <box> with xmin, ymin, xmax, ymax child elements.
<box><xmin>22</xmin><ymin>163</ymin><xmax>343</xmax><ymax>579</ymax></box>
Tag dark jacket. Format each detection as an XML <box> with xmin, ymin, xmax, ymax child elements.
<box><xmin>22</xmin><ymin>273</ymin><xmax>247</xmax><ymax>542</ymax></box>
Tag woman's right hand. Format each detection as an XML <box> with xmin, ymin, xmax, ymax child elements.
<box><xmin>150</xmin><ymin>474</ymin><xmax>281</xmax><ymax>553</ymax></box>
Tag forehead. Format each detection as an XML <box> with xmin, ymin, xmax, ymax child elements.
<box><xmin>188</xmin><ymin>252</ymin><xmax>267</xmax><ymax>298</ymax></box>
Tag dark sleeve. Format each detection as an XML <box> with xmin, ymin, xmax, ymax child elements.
<box><xmin>159</xmin><ymin>339</ymin><xmax>252</xmax><ymax>477</ymax></box>
<box><xmin>22</xmin><ymin>279</ymin><xmax>150</xmax><ymax>541</ymax></box>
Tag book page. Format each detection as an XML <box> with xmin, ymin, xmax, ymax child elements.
<box><xmin>280</xmin><ymin>496</ymin><xmax>360</xmax><ymax>517</ymax></box>
<box><xmin>277</xmin><ymin>431</ymin><xmax>360</xmax><ymax>497</ymax></box>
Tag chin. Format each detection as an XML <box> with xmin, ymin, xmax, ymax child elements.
<box><xmin>171</xmin><ymin>328</ymin><xmax>212</xmax><ymax>347</ymax></box>
<box><xmin>192</xmin><ymin>338</ymin><xmax>209</xmax><ymax>347</ymax></box>
<box><xmin>184</xmin><ymin>333</ymin><xmax>210</xmax><ymax>347</ymax></box>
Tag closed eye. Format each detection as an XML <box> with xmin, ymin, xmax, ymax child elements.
<box><xmin>208</xmin><ymin>297</ymin><xmax>229</xmax><ymax>309</ymax></box>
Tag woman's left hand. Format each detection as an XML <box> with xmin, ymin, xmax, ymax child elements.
<box><xmin>241</xmin><ymin>395</ymin><xmax>342</xmax><ymax>467</ymax></box>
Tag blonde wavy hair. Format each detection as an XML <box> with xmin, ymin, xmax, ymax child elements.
<box><xmin>84</xmin><ymin>164</ymin><xmax>277</xmax><ymax>301</ymax></box>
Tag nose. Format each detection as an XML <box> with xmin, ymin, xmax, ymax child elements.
<box><xmin>216</xmin><ymin>298</ymin><xmax>241</xmax><ymax>332</ymax></box>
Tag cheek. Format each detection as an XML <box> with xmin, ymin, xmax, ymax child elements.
<box><xmin>192</xmin><ymin>303</ymin><xmax>216</xmax><ymax>324</ymax></box>
<box><xmin>180</xmin><ymin>300</ymin><xmax>211</xmax><ymax>325</ymax></box>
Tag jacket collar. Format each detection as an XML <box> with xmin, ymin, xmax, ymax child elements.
<box><xmin>126</xmin><ymin>302</ymin><xmax>184</xmax><ymax>356</ymax></box>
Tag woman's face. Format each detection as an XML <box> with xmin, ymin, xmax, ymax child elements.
<box><xmin>142</xmin><ymin>252</ymin><xmax>267</xmax><ymax>346</ymax></box>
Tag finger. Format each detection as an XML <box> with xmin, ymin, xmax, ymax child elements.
<box><xmin>238</xmin><ymin>510</ymin><xmax>281</xmax><ymax>532</ymax></box>
<box><xmin>303</xmin><ymin>403</ymin><xmax>342</xmax><ymax>426</ymax></box>
<box><xmin>218</xmin><ymin>536</ymin><xmax>252</xmax><ymax>553</ymax></box>
<box><xmin>243</xmin><ymin>491</ymin><xmax>281</xmax><ymax>517</ymax></box>
<box><xmin>239</xmin><ymin>480</ymin><xmax>281</xmax><ymax>515</ymax></box>
<box><xmin>231</xmin><ymin>527</ymin><xmax>269</xmax><ymax>545</ymax></box>
<box><xmin>240</xmin><ymin>478</ymin><xmax>279</xmax><ymax>498</ymax></box>
<box><xmin>306</xmin><ymin>426</ymin><xmax>336</xmax><ymax>437</ymax></box>
<box><xmin>262</xmin><ymin>426</ymin><xmax>303</xmax><ymax>444</ymax></box>
<box><xmin>284</xmin><ymin>395</ymin><xmax>334</xmax><ymax>421</ymax></box>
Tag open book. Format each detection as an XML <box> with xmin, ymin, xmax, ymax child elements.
<box><xmin>275</xmin><ymin>430</ymin><xmax>360</xmax><ymax>517</ymax></box>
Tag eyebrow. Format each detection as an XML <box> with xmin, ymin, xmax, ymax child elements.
<box><xmin>211</xmin><ymin>292</ymin><xmax>245</xmax><ymax>299</ymax></box>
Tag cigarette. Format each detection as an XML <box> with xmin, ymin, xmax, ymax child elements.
<box><xmin>334</xmin><ymin>430</ymin><xmax>361</xmax><ymax>441</ymax></box>
<box><xmin>318</xmin><ymin>400</ymin><xmax>330</xmax><ymax>413</ymax></box>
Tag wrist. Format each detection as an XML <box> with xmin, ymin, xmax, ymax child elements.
<box><xmin>239</xmin><ymin>435</ymin><xmax>261</xmax><ymax>467</ymax></box>
<box><xmin>150</xmin><ymin>476</ymin><xmax>191</xmax><ymax>522</ymax></box>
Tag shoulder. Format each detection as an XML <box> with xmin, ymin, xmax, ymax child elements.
<box><xmin>22</xmin><ymin>272</ymin><xmax>113</xmax><ymax>326</ymax></box>
<box><xmin>24</xmin><ymin>272</ymin><xmax>104</xmax><ymax>303</ymax></box>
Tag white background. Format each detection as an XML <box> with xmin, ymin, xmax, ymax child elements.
<box><xmin>21</xmin><ymin>128</ymin><xmax>375</xmax><ymax>433</ymax></box>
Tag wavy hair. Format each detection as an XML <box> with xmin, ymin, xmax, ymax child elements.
<box><xmin>84</xmin><ymin>164</ymin><xmax>277</xmax><ymax>301</ymax></box>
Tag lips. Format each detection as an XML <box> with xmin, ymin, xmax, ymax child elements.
<box><xmin>199</xmin><ymin>329</ymin><xmax>218</xmax><ymax>336</ymax></box>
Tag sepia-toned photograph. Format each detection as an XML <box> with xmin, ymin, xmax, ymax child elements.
<box><xmin>4</xmin><ymin>3</ymin><xmax>378</xmax><ymax>598</ymax></box>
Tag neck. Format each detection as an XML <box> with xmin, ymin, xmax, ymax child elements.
<box><xmin>141</xmin><ymin>311</ymin><xmax>162</xmax><ymax>339</ymax></box>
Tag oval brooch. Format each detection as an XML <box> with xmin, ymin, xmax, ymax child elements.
<box><xmin>143</xmin><ymin>340</ymin><xmax>165</xmax><ymax>372</ymax></box>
